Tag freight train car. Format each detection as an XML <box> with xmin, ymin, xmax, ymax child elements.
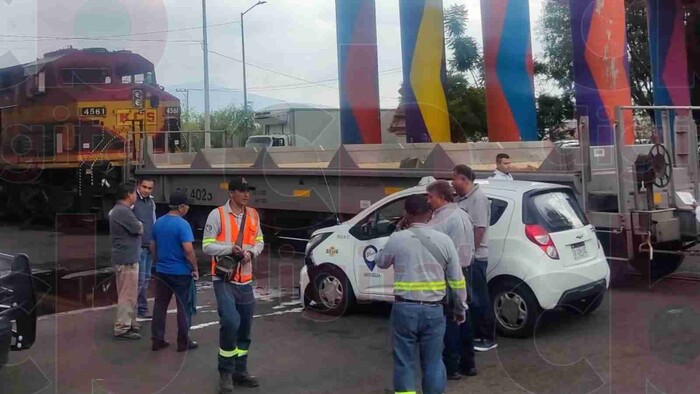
<box><xmin>0</xmin><ymin>47</ymin><xmax>181</xmax><ymax>221</ymax></box>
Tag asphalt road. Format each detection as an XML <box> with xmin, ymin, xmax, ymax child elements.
<box><xmin>1</xmin><ymin>223</ymin><xmax>700</xmax><ymax>393</ymax></box>
<box><xmin>1</xmin><ymin>271</ymin><xmax>699</xmax><ymax>393</ymax></box>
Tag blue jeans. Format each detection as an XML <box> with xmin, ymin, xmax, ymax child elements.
<box><xmin>443</xmin><ymin>267</ymin><xmax>475</xmax><ymax>373</ymax></box>
<box><xmin>151</xmin><ymin>273</ymin><xmax>193</xmax><ymax>346</ymax></box>
<box><xmin>469</xmin><ymin>259</ymin><xmax>496</xmax><ymax>341</ymax></box>
<box><xmin>137</xmin><ymin>248</ymin><xmax>152</xmax><ymax>315</ymax></box>
<box><xmin>391</xmin><ymin>302</ymin><xmax>446</xmax><ymax>394</ymax></box>
<box><xmin>214</xmin><ymin>281</ymin><xmax>255</xmax><ymax>374</ymax></box>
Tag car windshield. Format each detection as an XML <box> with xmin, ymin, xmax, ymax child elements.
<box><xmin>245</xmin><ymin>136</ymin><xmax>272</xmax><ymax>149</ymax></box>
<box><xmin>524</xmin><ymin>190</ymin><xmax>588</xmax><ymax>233</ymax></box>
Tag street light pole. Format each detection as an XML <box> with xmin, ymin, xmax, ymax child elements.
<box><xmin>241</xmin><ymin>1</ymin><xmax>267</xmax><ymax>134</ymax></box>
<box><xmin>202</xmin><ymin>0</ymin><xmax>212</xmax><ymax>148</ymax></box>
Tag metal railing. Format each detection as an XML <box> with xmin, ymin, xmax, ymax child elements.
<box><xmin>123</xmin><ymin>129</ymin><xmax>247</xmax><ymax>181</ymax></box>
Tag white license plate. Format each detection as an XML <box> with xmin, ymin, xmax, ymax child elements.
<box><xmin>572</xmin><ymin>242</ymin><xmax>589</xmax><ymax>260</ymax></box>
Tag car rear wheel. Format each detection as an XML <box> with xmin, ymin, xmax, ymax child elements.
<box><xmin>490</xmin><ymin>279</ymin><xmax>542</xmax><ymax>338</ymax></box>
<box><xmin>311</xmin><ymin>265</ymin><xmax>355</xmax><ymax>316</ymax></box>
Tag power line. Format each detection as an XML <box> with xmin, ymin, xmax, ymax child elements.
<box><xmin>209</xmin><ymin>51</ymin><xmax>398</xmax><ymax>100</ymax></box>
<box><xmin>0</xmin><ymin>20</ymin><xmax>239</xmax><ymax>41</ymax></box>
<box><xmin>208</xmin><ymin>50</ymin><xmax>400</xmax><ymax>100</ymax></box>
<box><xmin>0</xmin><ymin>37</ymin><xmax>202</xmax><ymax>43</ymax></box>
<box><xmin>209</xmin><ymin>50</ymin><xmax>338</xmax><ymax>89</ymax></box>
<box><xmin>194</xmin><ymin>51</ymin><xmax>402</xmax><ymax>93</ymax></box>
<box><xmin>247</xmin><ymin>67</ymin><xmax>403</xmax><ymax>91</ymax></box>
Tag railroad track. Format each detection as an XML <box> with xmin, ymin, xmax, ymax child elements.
<box><xmin>626</xmin><ymin>268</ymin><xmax>700</xmax><ymax>284</ymax></box>
<box><xmin>663</xmin><ymin>272</ymin><xmax>700</xmax><ymax>283</ymax></box>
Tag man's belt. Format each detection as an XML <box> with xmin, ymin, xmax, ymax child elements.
<box><xmin>395</xmin><ymin>296</ymin><xmax>443</xmax><ymax>305</ymax></box>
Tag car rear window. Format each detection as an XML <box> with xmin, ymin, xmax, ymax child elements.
<box><xmin>523</xmin><ymin>189</ymin><xmax>588</xmax><ymax>233</ymax></box>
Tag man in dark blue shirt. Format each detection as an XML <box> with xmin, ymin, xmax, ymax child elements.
<box><xmin>133</xmin><ymin>177</ymin><xmax>156</xmax><ymax>319</ymax></box>
<box><xmin>150</xmin><ymin>191</ymin><xmax>200</xmax><ymax>352</ymax></box>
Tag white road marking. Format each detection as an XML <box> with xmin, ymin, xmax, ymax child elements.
<box><xmin>37</xmin><ymin>293</ymin><xmax>301</xmax><ymax>321</ymax></box>
<box><xmin>272</xmin><ymin>300</ymin><xmax>302</xmax><ymax>310</ymax></box>
<box><xmin>39</xmin><ymin>304</ymin><xmax>116</xmax><ymax>320</ymax></box>
<box><xmin>190</xmin><ymin>307</ymin><xmax>304</xmax><ymax>331</ymax></box>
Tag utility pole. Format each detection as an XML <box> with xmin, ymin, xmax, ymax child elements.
<box><xmin>241</xmin><ymin>1</ymin><xmax>267</xmax><ymax>134</ymax></box>
<box><xmin>175</xmin><ymin>88</ymin><xmax>190</xmax><ymax>116</ymax></box>
<box><xmin>241</xmin><ymin>12</ymin><xmax>247</xmax><ymax>129</ymax></box>
<box><xmin>176</xmin><ymin>88</ymin><xmax>192</xmax><ymax>152</ymax></box>
<box><xmin>202</xmin><ymin>0</ymin><xmax>212</xmax><ymax>148</ymax></box>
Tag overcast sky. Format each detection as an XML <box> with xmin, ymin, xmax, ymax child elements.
<box><xmin>1</xmin><ymin>0</ymin><xmax>544</xmax><ymax>110</ymax></box>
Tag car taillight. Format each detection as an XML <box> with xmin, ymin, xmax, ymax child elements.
<box><xmin>525</xmin><ymin>224</ymin><xmax>560</xmax><ymax>259</ymax></box>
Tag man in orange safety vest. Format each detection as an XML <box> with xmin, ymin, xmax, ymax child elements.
<box><xmin>203</xmin><ymin>176</ymin><xmax>264</xmax><ymax>393</ymax></box>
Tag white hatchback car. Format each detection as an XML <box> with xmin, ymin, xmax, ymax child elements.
<box><xmin>300</xmin><ymin>178</ymin><xmax>611</xmax><ymax>337</ymax></box>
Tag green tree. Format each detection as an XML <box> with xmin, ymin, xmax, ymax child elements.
<box><xmin>537</xmin><ymin>93</ymin><xmax>575</xmax><ymax>140</ymax></box>
<box><xmin>179</xmin><ymin>105</ymin><xmax>255</xmax><ymax>151</ymax></box>
<box><xmin>444</xmin><ymin>4</ymin><xmax>483</xmax><ymax>87</ymax></box>
<box><xmin>442</xmin><ymin>4</ymin><xmax>487</xmax><ymax>141</ymax></box>
<box><xmin>626</xmin><ymin>0</ymin><xmax>653</xmax><ymax>110</ymax></box>
<box><xmin>445</xmin><ymin>73</ymin><xmax>487</xmax><ymax>142</ymax></box>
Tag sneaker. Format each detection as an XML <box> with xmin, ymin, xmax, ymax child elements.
<box><xmin>232</xmin><ymin>372</ymin><xmax>259</xmax><ymax>388</ymax></box>
<box><xmin>177</xmin><ymin>340</ymin><xmax>199</xmax><ymax>352</ymax></box>
<box><xmin>114</xmin><ymin>331</ymin><xmax>141</xmax><ymax>340</ymax></box>
<box><xmin>447</xmin><ymin>372</ymin><xmax>462</xmax><ymax>381</ymax></box>
<box><xmin>474</xmin><ymin>339</ymin><xmax>498</xmax><ymax>352</ymax></box>
<box><xmin>138</xmin><ymin>311</ymin><xmax>153</xmax><ymax>319</ymax></box>
<box><xmin>152</xmin><ymin>339</ymin><xmax>170</xmax><ymax>351</ymax></box>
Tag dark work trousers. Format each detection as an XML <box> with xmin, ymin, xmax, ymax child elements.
<box><xmin>151</xmin><ymin>272</ymin><xmax>193</xmax><ymax>347</ymax></box>
<box><xmin>469</xmin><ymin>259</ymin><xmax>496</xmax><ymax>342</ymax></box>
<box><xmin>443</xmin><ymin>267</ymin><xmax>475</xmax><ymax>374</ymax></box>
<box><xmin>213</xmin><ymin>280</ymin><xmax>255</xmax><ymax>374</ymax></box>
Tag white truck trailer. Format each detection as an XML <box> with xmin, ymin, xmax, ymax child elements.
<box><xmin>246</xmin><ymin>105</ymin><xmax>401</xmax><ymax>148</ymax></box>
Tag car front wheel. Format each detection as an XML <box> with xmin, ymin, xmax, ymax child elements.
<box><xmin>311</xmin><ymin>265</ymin><xmax>355</xmax><ymax>316</ymax></box>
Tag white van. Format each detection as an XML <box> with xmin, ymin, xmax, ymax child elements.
<box><xmin>300</xmin><ymin>178</ymin><xmax>611</xmax><ymax>338</ymax></box>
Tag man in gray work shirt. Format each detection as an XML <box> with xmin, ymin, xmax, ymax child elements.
<box><xmin>452</xmin><ymin>164</ymin><xmax>498</xmax><ymax>352</ymax></box>
<box><xmin>427</xmin><ymin>180</ymin><xmax>477</xmax><ymax>379</ymax></box>
<box><xmin>109</xmin><ymin>181</ymin><xmax>143</xmax><ymax>340</ymax></box>
<box><xmin>375</xmin><ymin>195</ymin><xmax>467</xmax><ymax>394</ymax></box>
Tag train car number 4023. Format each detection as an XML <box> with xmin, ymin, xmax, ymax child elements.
<box><xmin>175</xmin><ymin>187</ymin><xmax>213</xmax><ymax>202</ymax></box>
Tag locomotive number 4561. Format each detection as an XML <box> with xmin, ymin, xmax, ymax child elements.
<box><xmin>80</xmin><ymin>107</ymin><xmax>107</xmax><ymax>117</ymax></box>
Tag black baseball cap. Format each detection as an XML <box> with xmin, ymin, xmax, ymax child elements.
<box><xmin>169</xmin><ymin>191</ymin><xmax>190</xmax><ymax>206</ymax></box>
<box><xmin>228</xmin><ymin>176</ymin><xmax>256</xmax><ymax>192</ymax></box>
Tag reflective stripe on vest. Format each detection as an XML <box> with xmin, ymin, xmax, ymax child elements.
<box><xmin>210</xmin><ymin>206</ymin><xmax>259</xmax><ymax>284</ymax></box>
<box><xmin>394</xmin><ymin>281</ymin><xmax>446</xmax><ymax>292</ymax></box>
